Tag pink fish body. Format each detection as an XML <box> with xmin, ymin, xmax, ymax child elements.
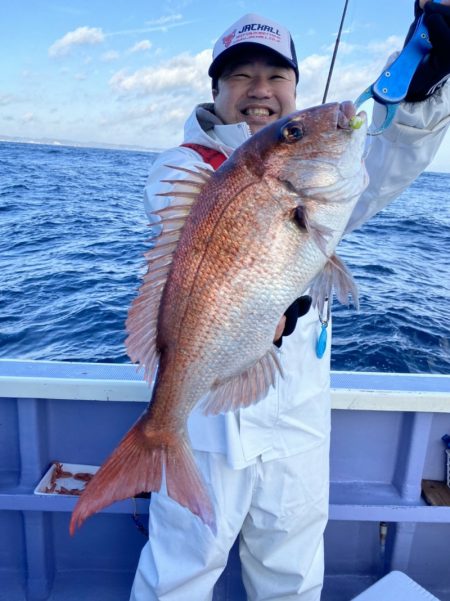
<box><xmin>70</xmin><ymin>102</ymin><xmax>368</xmax><ymax>534</ymax></box>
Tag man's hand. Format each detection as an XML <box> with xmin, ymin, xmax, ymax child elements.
<box><xmin>274</xmin><ymin>315</ymin><xmax>286</xmax><ymax>342</ymax></box>
<box><xmin>274</xmin><ymin>295</ymin><xmax>312</xmax><ymax>348</ymax></box>
<box><xmin>405</xmin><ymin>0</ymin><xmax>450</xmax><ymax>101</ymax></box>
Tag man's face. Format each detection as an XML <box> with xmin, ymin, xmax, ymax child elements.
<box><xmin>212</xmin><ymin>49</ymin><xmax>297</xmax><ymax>134</ymax></box>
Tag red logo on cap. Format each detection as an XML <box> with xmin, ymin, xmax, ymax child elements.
<box><xmin>223</xmin><ymin>30</ymin><xmax>236</xmax><ymax>48</ymax></box>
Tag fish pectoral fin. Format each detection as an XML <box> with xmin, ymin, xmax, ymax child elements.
<box><xmin>310</xmin><ymin>253</ymin><xmax>359</xmax><ymax>313</ymax></box>
<box><xmin>293</xmin><ymin>203</ymin><xmax>334</xmax><ymax>256</ymax></box>
<box><xmin>201</xmin><ymin>348</ymin><xmax>283</xmax><ymax>416</ymax></box>
<box><xmin>69</xmin><ymin>416</ymin><xmax>216</xmax><ymax>535</ymax></box>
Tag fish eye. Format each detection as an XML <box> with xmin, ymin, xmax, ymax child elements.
<box><xmin>281</xmin><ymin>122</ymin><xmax>304</xmax><ymax>143</ymax></box>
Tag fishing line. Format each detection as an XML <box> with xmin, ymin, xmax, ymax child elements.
<box><xmin>316</xmin><ymin>0</ymin><xmax>358</xmax><ymax>360</ymax></box>
<box><xmin>322</xmin><ymin>0</ymin><xmax>350</xmax><ymax>104</ymax></box>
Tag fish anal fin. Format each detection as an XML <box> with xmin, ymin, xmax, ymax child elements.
<box><xmin>201</xmin><ymin>348</ymin><xmax>283</xmax><ymax>416</ymax></box>
<box><xmin>310</xmin><ymin>253</ymin><xmax>359</xmax><ymax>313</ymax></box>
<box><xmin>70</xmin><ymin>416</ymin><xmax>216</xmax><ymax>535</ymax></box>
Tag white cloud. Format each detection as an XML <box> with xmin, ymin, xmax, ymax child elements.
<box><xmin>299</xmin><ymin>53</ymin><xmax>332</xmax><ymax>78</ymax></box>
<box><xmin>98</xmin><ymin>97</ymin><xmax>194</xmax><ymax>149</ymax></box>
<box><xmin>295</xmin><ymin>52</ymin><xmax>382</xmax><ymax>109</ymax></box>
<box><xmin>109</xmin><ymin>49</ymin><xmax>211</xmax><ymax>96</ymax></box>
<box><xmin>49</xmin><ymin>26</ymin><xmax>105</xmax><ymax>57</ymax></box>
<box><xmin>323</xmin><ymin>34</ymin><xmax>402</xmax><ymax>61</ymax></box>
<box><xmin>325</xmin><ymin>40</ymin><xmax>357</xmax><ymax>56</ymax></box>
<box><xmin>0</xmin><ymin>93</ymin><xmax>16</xmax><ymax>106</ymax></box>
<box><xmin>101</xmin><ymin>50</ymin><xmax>120</xmax><ymax>62</ymax></box>
<box><xmin>128</xmin><ymin>40</ymin><xmax>152</xmax><ymax>53</ymax></box>
<box><xmin>293</xmin><ymin>30</ymin><xmax>410</xmax><ymax>110</ymax></box>
<box><xmin>295</xmin><ymin>54</ymin><xmax>331</xmax><ymax>106</ymax></box>
<box><xmin>108</xmin><ymin>16</ymin><xmax>193</xmax><ymax>38</ymax></box>
<box><xmin>103</xmin><ymin>45</ymin><xmax>381</xmax><ymax>149</ymax></box>
<box><xmin>367</xmin><ymin>35</ymin><xmax>403</xmax><ymax>56</ymax></box>
<box><xmin>22</xmin><ymin>112</ymin><xmax>35</xmax><ymax>123</ymax></box>
<box><xmin>145</xmin><ymin>14</ymin><xmax>183</xmax><ymax>27</ymax></box>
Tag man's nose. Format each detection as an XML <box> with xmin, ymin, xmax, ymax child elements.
<box><xmin>247</xmin><ymin>77</ymin><xmax>273</xmax><ymax>97</ymax></box>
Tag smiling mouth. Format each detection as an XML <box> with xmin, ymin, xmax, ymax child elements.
<box><xmin>242</xmin><ymin>107</ymin><xmax>274</xmax><ymax>117</ymax></box>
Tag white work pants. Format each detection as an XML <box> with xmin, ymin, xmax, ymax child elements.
<box><xmin>130</xmin><ymin>440</ymin><xmax>330</xmax><ymax>601</ymax></box>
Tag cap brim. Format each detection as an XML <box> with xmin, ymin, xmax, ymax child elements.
<box><xmin>208</xmin><ymin>42</ymin><xmax>298</xmax><ymax>82</ymax></box>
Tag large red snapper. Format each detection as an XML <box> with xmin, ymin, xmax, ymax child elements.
<box><xmin>70</xmin><ymin>101</ymin><xmax>368</xmax><ymax>534</ymax></box>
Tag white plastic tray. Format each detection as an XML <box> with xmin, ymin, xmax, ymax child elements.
<box><xmin>351</xmin><ymin>570</ymin><xmax>440</xmax><ymax>600</ymax></box>
<box><xmin>34</xmin><ymin>462</ymin><xmax>99</xmax><ymax>496</ymax></box>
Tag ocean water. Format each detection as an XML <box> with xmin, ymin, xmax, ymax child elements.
<box><xmin>0</xmin><ymin>141</ymin><xmax>449</xmax><ymax>374</ymax></box>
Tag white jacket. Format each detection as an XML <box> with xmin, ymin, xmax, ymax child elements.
<box><xmin>142</xmin><ymin>87</ymin><xmax>450</xmax><ymax>469</ymax></box>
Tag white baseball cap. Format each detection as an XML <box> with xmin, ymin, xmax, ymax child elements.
<box><xmin>209</xmin><ymin>13</ymin><xmax>299</xmax><ymax>82</ymax></box>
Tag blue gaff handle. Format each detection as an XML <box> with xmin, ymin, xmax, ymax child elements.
<box><xmin>372</xmin><ymin>0</ymin><xmax>443</xmax><ymax>104</ymax></box>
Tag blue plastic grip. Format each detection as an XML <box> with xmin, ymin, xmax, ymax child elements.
<box><xmin>372</xmin><ymin>18</ymin><xmax>432</xmax><ymax>103</ymax></box>
<box><xmin>372</xmin><ymin>0</ymin><xmax>444</xmax><ymax>104</ymax></box>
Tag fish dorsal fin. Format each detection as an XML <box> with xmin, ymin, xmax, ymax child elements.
<box><xmin>200</xmin><ymin>348</ymin><xmax>283</xmax><ymax>416</ymax></box>
<box><xmin>125</xmin><ymin>168</ymin><xmax>208</xmax><ymax>383</ymax></box>
<box><xmin>163</xmin><ymin>163</ymin><xmax>213</xmax><ymax>183</ymax></box>
<box><xmin>309</xmin><ymin>253</ymin><xmax>359</xmax><ymax>314</ymax></box>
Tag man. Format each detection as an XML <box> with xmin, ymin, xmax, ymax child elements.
<box><xmin>131</xmin><ymin>6</ymin><xmax>450</xmax><ymax>600</ymax></box>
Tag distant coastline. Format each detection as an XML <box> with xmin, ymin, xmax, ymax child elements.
<box><xmin>0</xmin><ymin>134</ymin><xmax>162</xmax><ymax>154</ymax></box>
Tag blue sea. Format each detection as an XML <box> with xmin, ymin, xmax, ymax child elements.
<box><xmin>0</xmin><ymin>141</ymin><xmax>449</xmax><ymax>374</ymax></box>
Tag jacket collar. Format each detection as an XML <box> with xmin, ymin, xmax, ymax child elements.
<box><xmin>183</xmin><ymin>103</ymin><xmax>252</xmax><ymax>157</ymax></box>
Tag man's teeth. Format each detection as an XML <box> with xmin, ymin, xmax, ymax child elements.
<box><xmin>244</xmin><ymin>108</ymin><xmax>271</xmax><ymax>116</ymax></box>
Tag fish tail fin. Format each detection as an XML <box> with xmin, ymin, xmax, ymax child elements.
<box><xmin>69</xmin><ymin>418</ymin><xmax>216</xmax><ymax>535</ymax></box>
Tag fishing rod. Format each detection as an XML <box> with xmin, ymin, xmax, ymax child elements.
<box><xmin>322</xmin><ymin>0</ymin><xmax>350</xmax><ymax>104</ymax></box>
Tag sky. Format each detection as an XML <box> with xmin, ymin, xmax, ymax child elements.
<box><xmin>1</xmin><ymin>0</ymin><xmax>449</xmax><ymax>172</ymax></box>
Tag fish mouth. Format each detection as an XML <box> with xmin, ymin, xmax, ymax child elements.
<box><xmin>337</xmin><ymin>101</ymin><xmax>365</xmax><ymax>130</ymax></box>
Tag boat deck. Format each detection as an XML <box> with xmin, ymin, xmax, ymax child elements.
<box><xmin>1</xmin><ymin>359</ymin><xmax>449</xmax><ymax>600</ymax></box>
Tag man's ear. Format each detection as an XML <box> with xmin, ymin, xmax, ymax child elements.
<box><xmin>212</xmin><ymin>88</ymin><xmax>218</xmax><ymax>100</ymax></box>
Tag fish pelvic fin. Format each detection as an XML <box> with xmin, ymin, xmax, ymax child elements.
<box><xmin>69</xmin><ymin>417</ymin><xmax>216</xmax><ymax>536</ymax></box>
<box><xmin>201</xmin><ymin>348</ymin><xmax>283</xmax><ymax>416</ymax></box>
<box><xmin>310</xmin><ymin>253</ymin><xmax>359</xmax><ymax>313</ymax></box>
